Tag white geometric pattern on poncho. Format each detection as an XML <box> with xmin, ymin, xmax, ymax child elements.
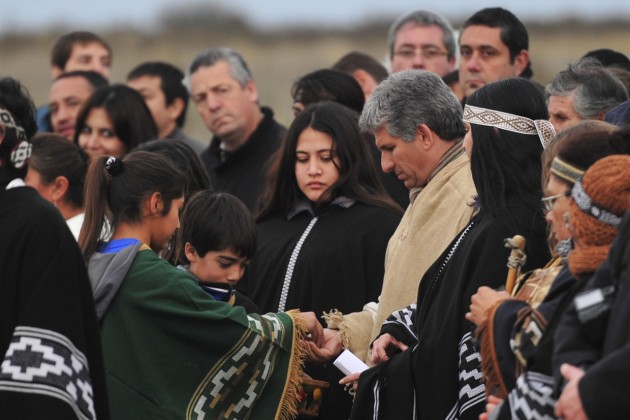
<box><xmin>0</xmin><ymin>326</ymin><xmax>96</xmax><ymax>420</ymax></box>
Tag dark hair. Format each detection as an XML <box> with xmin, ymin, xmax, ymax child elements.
<box><xmin>291</xmin><ymin>69</ymin><xmax>365</xmax><ymax>114</ymax></box>
<box><xmin>541</xmin><ymin>120</ymin><xmax>618</xmax><ymax>187</ymax></box>
<box><xmin>556</xmin><ymin>123</ymin><xmax>630</xmax><ymax>175</ymax></box>
<box><xmin>257</xmin><ymin>101</ymin><xmax>402</xmax><ymax>219</ymax></box>
<box><xmin>137</xmin><ymin>140</ymin><xmax>212</xmax><ymax>265</ymax></box>
<box><xmin>79</xmin><ymin>151</ymin><xmax>185</xmax><ymax>260</ymax></box>
<box><xmin>442</xmin><ymin>70</ymin><xmax>459</xmax><ymax>86</ymax></box>
<box><xmin>178</xmin><ymin>191</ymin><xmax>257</xmax><ymax>266</ymax></box>
<box><xmin>332</xmin><ymin>51</ymin><xmax>389</xmax><ymax>83</ymax></box>
<box><xmin>30</xmin><ymin>133</ymin><xmax>89</xmax><ymax>208</ymax></box>
<box><xmin>73</xmin><ymin>84</ymin><xmax>157</xmax><ymax>154</ymax></box>
<box><xmin>54</xmin><ymin>70</ymin><xmax>109</xmax><ymax>90</ymax></box>
<box><xmin>0</xmin><ymin>77</ymin><xmax>37</xmax><ymax>180</ymax></box>
<box><xmin>583</xmin><ymin>48</ymin><xmax>630</xmax><ymax>71</ymax></box>
<box><xmin>462</xmin><ymin>7</ymin><xmax>532</xmax><ymax>78</ymax></box>
<box><xmin>466</xmin><ymin>78</ymin><xmax>547</xmax><ymax>232</ymax></box>
<box><xmin>50</xmin><ymin>31</ymin><xmax>112</xmax><ymax>70</ymax></box>
<box><xmin>137</xmin><ymin>140</ymin><xmax>211</xmax><ymax>200</ymax></box>
<box><xmin>128</xmin><ymin>61</ymin><xmax>189</xmax><ymax>127</ymax></box>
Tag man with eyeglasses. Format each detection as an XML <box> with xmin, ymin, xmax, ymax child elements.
<box><xmin>459</xmin><ymin>7</ymin><xmax>532</xmax><ymax>99</ymax></box>
<box><xmin>387</xmin><ymin>10</ymin><xmax>457</xmax><ymax>76</ymax></box>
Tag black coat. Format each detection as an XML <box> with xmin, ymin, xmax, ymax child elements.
<box><xmin>352</xmin><ymin>210</ymin><xmax>549</xmax><ymax>420</ymax></box>
<box><xmin>200</xmin><ymin>106</ymin><xmax>286</xmax><ymax>211</ymax></box>
<box><xmin>0</xmin><ymin>186</ymin><xmax>109</xmax><ymax>420</ymax></box>
<box><xmin>241</xmin><ymin>200</ymin><xmax>400</xmax><ymax>420</ymax></box>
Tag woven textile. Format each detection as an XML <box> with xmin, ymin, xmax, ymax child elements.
<box><xmin>463</xmin><ymin>105</ymin><xmax>555</xmax><ymax>148</ymax></box>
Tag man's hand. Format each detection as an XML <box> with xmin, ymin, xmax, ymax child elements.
<box><xmin>555</xmin><ymin>364</ymin><xmax>587</xmax><ymax>420</ymax></box>
<box><xmin>370</xmin><ymin>333</ymin><xmax>408</xmax><ymax>365</ymax></box>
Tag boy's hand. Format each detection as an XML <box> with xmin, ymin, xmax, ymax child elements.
<box><xmin>298</xmin><ymin>311</ymin><xmax>324</xmax><ymax>347</ymax></box>
<box><xmin>306</xmin><ymin>328</ymin><xmax>343</xmax><ymax>363</ymax></box>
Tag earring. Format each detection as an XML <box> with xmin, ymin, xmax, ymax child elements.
<box><xmin>563</xmin><ymin>212</ymin><xmax>573</xmax><ymax>232</ymax></box>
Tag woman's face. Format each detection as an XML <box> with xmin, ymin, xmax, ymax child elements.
<box><xmin>544</xmin><ymin>174</ymin><xmax>572</xmax><ymax>241</ymax></box>
<box><xmin>78</xmin><ymin>107</ymin><xmax>126</xmax><ymax>159</ymax></box>
<box><xmin>463</xmin><ymin>122</ymin><xmax>473</xmax><ymax>157</ymax></box>
<box><xmin>295</xmin><ymin>127</ymin><xmax>341</xmax><ymax>203</ymax></box>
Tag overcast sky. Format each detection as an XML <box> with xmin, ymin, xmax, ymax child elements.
<box><xmin>3</xmin><ymin>0</ymin><xmax>630</xmax><ymax>33</ymax></box>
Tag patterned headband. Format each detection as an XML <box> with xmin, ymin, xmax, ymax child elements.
<box><xmin>0</xmin><ymin>108</ymin><xmax>30</xmax><ymax>169</ymax></box>
<box><xmin>0</xmin><ymin>108</ymin><xmax>27</xmax><ymax>142</ymax></box>
<box><xmin>550</xmin><ymin>157</ymin><xmax>585</xmax><ymax>184</ymax></box>
<box><xmin>572</xmin><ymin>177</ymin><xmax>622</xmax><ymax>227</ymax></box>
<box><xmin>463</xmin><ymin>105</ymin><xmax>556</xmax><ymax>149</ymax></box>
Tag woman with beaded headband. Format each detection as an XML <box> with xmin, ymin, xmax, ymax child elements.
<box><xmin>79</xmin><ymin>150</ymin><xmax>326</xmax><ymax>419</ymax></box>
<box><xmin>469</xmin><ymin>124</ymin><xmax>630</xmax><ymax>419</ymax></box>
<box><xmin>350</xmin><ymin>78</ymin><xmax>551</xmax><ymax>419</ymax></box>
<box><xmin>0</xmin><ymin>77</ymin><xmax>110</xmax><ymax>419</ymax></box>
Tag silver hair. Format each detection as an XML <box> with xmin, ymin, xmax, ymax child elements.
<box><xmin>546</xmin><ymin>58</ymin><xmax>628</xmax><ymax>120</ymax></box>
<box><xmin>183</xmin><ymin>47</ymin><xmax>253</xmax><ymax>91</ymax></box>
<box><xmin>359</xmin><ymin>69</ymin><xmax>464</xmax><ymax>142</ymax></box>
<box><xmin>386</xmin><ymin>10</ymin><xmax>457</xmax><ymax>61</ymax></box>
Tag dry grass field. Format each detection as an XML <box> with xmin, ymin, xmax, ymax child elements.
<box><xmin>1</xmin><ymin>18</ymin><xmax>629</xmax><ymax>143</ymax></box>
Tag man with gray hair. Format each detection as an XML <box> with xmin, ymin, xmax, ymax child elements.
<box><xmin>186</xmin><ymin>47</ymin><xmax>286</xmax><ymax>211</ymax></box>
<box><xmin>314</xmin><ymin>70</ymin><xmax>476</xmax><ymax>369</ymax></box>
<box><xmin>387</xmin><ymin>10</ymin><xmax>457</xmax><ymax>76</ymax></box>
<box><xmin>547</xmin><ymin>57</ymin><xmax>628</xmax><ymax>132</ymax></box>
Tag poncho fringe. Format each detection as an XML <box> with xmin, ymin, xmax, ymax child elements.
<box><xmin>322</xmin><ymin>309</ymin><xmax>350</xmax><ymax>349</ymax></box>
<box><xmin>476</xmin><ymin>301</ymin><xmax>509</xmax><ymax>399</ymax></box>
<box><xmin>278</xmin><ymin>310</ymin><xmax>310</xmax><ymax>420</ymax></box>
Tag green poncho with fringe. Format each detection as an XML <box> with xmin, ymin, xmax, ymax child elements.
<box><xmin>95</xmin><ymin>246</ymin><xmax>307</xmax><ymax>419</ymax></box>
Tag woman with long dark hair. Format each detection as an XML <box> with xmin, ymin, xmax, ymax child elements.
<box><xmin>290</xmin><ymin>68</ymin><xmax>408</xmax><ymax>208</ymax></box>
<box><xmin>351</xmin><ymin>78</ymin><xmax>553</xmax><ymax>420</ymax></box>
<box><xmin>242</xmin><ymin>101</ymin><xmax>402</xmax><ymax>420</ymax></box>
<box><xmin>73</xmin><ymin>84</ymin><xmax>157</xmax><ymax>158</ymax></box>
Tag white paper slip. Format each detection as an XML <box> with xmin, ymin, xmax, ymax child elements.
<box><xmin>333</xmin><ymin>349</ymin><xmax>369</xmax><ymax>376</ymax></box>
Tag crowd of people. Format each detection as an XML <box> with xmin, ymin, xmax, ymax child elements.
<box><xmin>2</xmin><ymin>6</ymin><xmax>630</xmax><ymax>420</ymax></box>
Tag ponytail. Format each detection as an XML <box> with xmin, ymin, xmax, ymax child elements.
<box><xmin>79</xmin><ymin>151</ymin><xmax>186</xmax><ymax>260</ymax></box>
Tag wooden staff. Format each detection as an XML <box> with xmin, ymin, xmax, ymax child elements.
<box><xmin>504</xmin><ymin>235</ymin><xmax>526</xmax><ymax>295</ymax></box>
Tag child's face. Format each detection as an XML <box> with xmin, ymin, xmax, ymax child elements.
<box><xmin>187</xmin><ymin>246</ymin><xmax>249</xmax><ymax>286</ymax></box>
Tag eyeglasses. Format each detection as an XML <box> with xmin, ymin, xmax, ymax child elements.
<box><xmin>541</xmin><ymin>192</ymin><xmax>569</xmax><ymax>213</ymax></box>
<box><xmin>392</xmin><ymin>47</ymin><xmax>449</xmax><ymax>61</ymax></box>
